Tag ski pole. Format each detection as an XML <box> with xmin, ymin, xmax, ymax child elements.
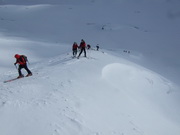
<box><xmin>14</xmin><ymin>64</ymin><xmax>17</xmax><ymax>69</ymax></box>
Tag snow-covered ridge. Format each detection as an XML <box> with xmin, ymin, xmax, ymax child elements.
<box><xmin>1</xmin><ymin>50</ymin><xmax>180</xmax><ymax>135</ymax></box>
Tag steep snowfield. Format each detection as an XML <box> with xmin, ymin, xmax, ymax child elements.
<box><xmin>1</xmin><ymin>50</ymin><xmax>180</xmax><ymax>135</ymax></box>
<box><xmin>0</xmin><ymin>0</ymin><xmax>180</xmax><ymax>135</ymax></box>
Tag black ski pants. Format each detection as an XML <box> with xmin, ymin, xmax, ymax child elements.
<box><xmin>78</xmin><ymin>47</ymin><xmax>86</xmax><ymax>57</ymax></box>
<box><xmin>18</xmin><ymin>64</ymin><xmax>32</xmax><ymax>76</ymax></box>
<box><xmin>73</xmin><ymin>49</ymin><xmax>78</xmax><ymax>56</ymax></box>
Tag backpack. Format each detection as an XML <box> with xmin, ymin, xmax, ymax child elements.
<box><xmin>21</xmin><ymin>55</ymin><xmax>28</xmax><ymax>62</ymax></box>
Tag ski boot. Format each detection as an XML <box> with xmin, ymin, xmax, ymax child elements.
<box><xmin>26</xmin><ymin>73</ymin><xmax>32</xmax><ymax>77</ymax></box>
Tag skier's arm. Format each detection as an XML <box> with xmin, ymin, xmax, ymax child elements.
<box><xmin>14</xmin><ymin>59</ymin><xmax>18</xmax><ymax>65</ymax></box>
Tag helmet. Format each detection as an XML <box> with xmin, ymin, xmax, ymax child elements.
<box><xmin>14</xmin><ymin>54</ymin><xmax>20</xmax><ymax>58</ymax></box>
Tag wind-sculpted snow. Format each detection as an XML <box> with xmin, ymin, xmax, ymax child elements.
<box><xmin>102</xmin><ymin>62</ymin><xmax>179</xmax><ymax>102</ymax></box>
<box><xmin>101</xmin><ymin>62</ymin><xmax>180</xmax><ymax>133</ymax></box>
<box><xmin>102</xmin><ymin>63</ymin><xmax>171</xmax><ymax>93</ymax></box>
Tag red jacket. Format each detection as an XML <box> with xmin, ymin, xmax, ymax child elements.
<box><xmin>15</xmin><ymin>56</ymin><xmax>26</xmax><ymax>65</ymax></box>
<box><xmin>72</xmin><ymin>44</ymin><xmax>78</xmax><ymax>50</ymax></box>
<box><xmin>79</xmin><ymin>41</ymin><xmax>86</xmax><ymax>48</ymax></box>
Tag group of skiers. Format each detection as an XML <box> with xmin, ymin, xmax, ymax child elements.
<box><xmin>72</xmin><ymin>39</ymin><xmax>87</xmax><ymax>58</ymax></box>
<box><xmin>13</xmin><ymin>39</ymin><xmax>99</xmax><ymax>79</ymax></box>
<box><xmin>72</xmin><ymin>39</ymin><xmax>99</xmax><ymax>58</ymax></box>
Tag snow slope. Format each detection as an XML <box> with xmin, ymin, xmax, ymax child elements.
<box><xmin>0</xmin><ymin>0</ymin><xmax>180</xmax><ymax>135</ymax></box>
<box><xmin>1</xmin><ymin>50</ymin><xmax>180</xmax><ymax>135</ymax></box>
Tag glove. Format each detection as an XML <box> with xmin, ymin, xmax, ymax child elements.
<box><xmin>14</xmin><ymin>63</ymin><xmax>16</xmax><ymax>65</ymax></box>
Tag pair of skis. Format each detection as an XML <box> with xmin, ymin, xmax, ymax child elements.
<box><xmin>3</xmin><ymin>75</ymin><xmax>32</xmax><ymax>83</ymax></box>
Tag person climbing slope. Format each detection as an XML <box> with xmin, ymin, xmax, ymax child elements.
<box><xmin>77</xmin><ymin>39</ymin><xmax>86</xmax><ymax>58</ymax></box>
<box><xmin>14</xmin><ymin>54</ymin><xmax>32</xmax><ymax>78</ymax></box>
<box><xmin>72</xmin><ymin>42</ymin><xmax>79</xmax><ymax>57</ymax></box>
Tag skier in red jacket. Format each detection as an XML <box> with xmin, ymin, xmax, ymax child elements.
<box><xmin>77</xmin><ymin>39</ymin><xmax>86</xmax><ymax>58</ymax></box>
<box><xmin>72</xmin><ymin>42</ymin><xmax>79</xmax><ymax>57</ymax></box>
<box><xmin>14</xmin><ymin>54</ymin><xmax>32</xmax><ymax>78</ymax></box>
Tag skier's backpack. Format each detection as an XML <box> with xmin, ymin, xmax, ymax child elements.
<box><xmin>21</xmin><ymin>55</ymin><xmax>28</xmax><ymax>62</ymax></box>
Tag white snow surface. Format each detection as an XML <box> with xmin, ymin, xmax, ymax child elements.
<box><xmin>0</xmin><ymin>0</ymin><xmax>180</xmax><ymax>135</ymax></box>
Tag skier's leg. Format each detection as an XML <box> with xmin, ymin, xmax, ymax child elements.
<box><xmin>24</xmin><ymin>64</ymin><xmax>32</xmax><ymax>75</ymax></box>
<box><xmin>75</xmin><ymin>50</ymin><xmax>77</xmax><ymax>56</ymax></box>
<box><xmin>78</xmin><ymin>49</ymin><xmax>83</xmax><ymax>57</ymax></box>
<box><xmin>18</xmin><ymin>65</ymin><xmax>24</xmax><ymax>77</ymax></box>
<box><xmin>84</xmin><ymin>48</ymin><xmax>86</xmax><ymax>57</ymax></box>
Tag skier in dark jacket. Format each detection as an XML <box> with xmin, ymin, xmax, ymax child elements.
<box><xmin>72</xmin><ymin>42</ymin><xmax>79</xmax><ymax>57</ymax></box>
<box><xmin>87</xmin><ymin>44</ymin><xmax>91</xmax><ymax>50</ymax></box>
<box><xmin>96</xmin><ymin>45</ymin><xmax>99</xmax><ymax>51</ymax></box>
<box><xmin>77</xmin><ymin>39</ymin><xmax>86</xmax><ymax>58</ymax></box>
<box><xmin>14</xmin><ymin>54</ymin><xmax>32</xmax><ymax>78</ymax></box>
